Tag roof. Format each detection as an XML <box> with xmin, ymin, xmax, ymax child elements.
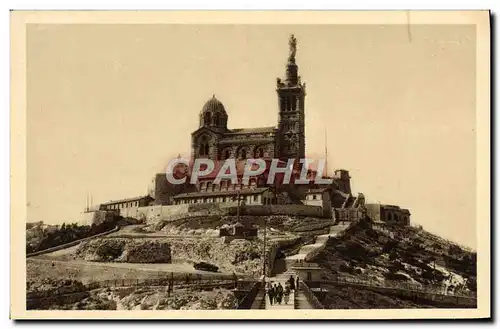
<box><xmin>201</xmin><ymin>95</ymin><xmax>226</xmax><ymax>115</ymax></box>
<box><xmin>100</xmin><ymin>195</ymin><xmax>152</xmax><ymax>206</ymax></box>
<box><xmin>225</xmin><ymin>127</ymin><xmax>276</xmax><ymax>135</ymax></box>
<box><xmin>173</xmin><ymin>187</ymin><xmax>270</xmax><ymax>199</ymax></box>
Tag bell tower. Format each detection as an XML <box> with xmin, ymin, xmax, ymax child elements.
<box><xmin>276</xmin><ymin>34</ymin><xmax>306</xmax><ymax>163</ymax></box>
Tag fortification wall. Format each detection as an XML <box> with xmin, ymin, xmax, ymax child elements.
<box><xmin>140</xmin><ymin>203</ymin><xmax>242</xmax><ymax>224</ymax></box>
<box><xmin>139</xmin><ymin>203</ymin><xmax>326</xmax><ymax>225</ymax></box>
<box><xmin>138</xmin><ymin>204</ymin><xmax>190</xmax><ymax>223</ymax></box>
<box><xmin>227</xmin><ymin>205</ymin><xmax>325</xmax><ymax>218</ymax></box>
<box><xmin>78</xmin><ymin>210</ymin><xmax>116</xmax><ymax>226</ymax></box>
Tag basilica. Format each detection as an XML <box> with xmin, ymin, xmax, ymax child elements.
<box><xmin>152</xmin><ymin>35</ymin><xmax>355</xmax><ymax>208</ymax></box>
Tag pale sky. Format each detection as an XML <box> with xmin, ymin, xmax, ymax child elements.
<box><xmin>26</xmin><ymin>24</ymin><xmax>476</xmax><ymax>248</ymax></box>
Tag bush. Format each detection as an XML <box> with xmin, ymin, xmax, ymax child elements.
<box><xmin>382</xmin><ymin>240</ymin><xmax>399</xmax><ymax>254</ymax></box>
<box><xmin>26</xmin><ymin>217</ymin><xmax>120</xmax><ymax>254</ymax></box>
<box><xmin>388</xmin><ymin>250</ymin><xmax>399</xmax><ymax>261</ymax></box>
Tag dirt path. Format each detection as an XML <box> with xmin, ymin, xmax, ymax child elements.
<box><xmin>27</xmin><ymin>258</ymin><xmax>231</xmax><ymax>284</ymax></box>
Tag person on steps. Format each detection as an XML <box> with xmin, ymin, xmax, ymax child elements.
<box><xmin>267</xmin><ymin>282</ymin><xmax>274</xmax><ymax>305</ymax></box>
<box><xmin>276</xmin><ymin>283</ymin><xmax>284</xmax><ymax>304</ymax></box>
<box><xmin>296</xmin><ymin>276</ymin><xmax>300</xmax><ymax>291</ymax></box>
<box><xmin>288</xmin><ymin>275</ymin><xmax>296</xmax><ymax>291</ymax></box>
<box><xmin>284</xmin><ymin>284</ymin><xmax>291</xmax><ymax>305</ymax></box>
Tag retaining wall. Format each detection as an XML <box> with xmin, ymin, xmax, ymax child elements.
<box><xmin>139</xmin><ymin>204</ymin><xmax>190</xmax><ymax>223</ymax></box>
<box><xmin>227</xmin><ymin>205</ymin><xmax>325</xmax><ymax>218</ymax></box>
<box><xmin>265</xmin><ymin>237</ymin><xmax>302</xmax><ymax>276</ymax></box>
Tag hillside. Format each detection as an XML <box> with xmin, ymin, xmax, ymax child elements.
<box><xmin>312</xmin><ymin>219</ymin><xmax>476</xmax><ymax>297</ymax></box>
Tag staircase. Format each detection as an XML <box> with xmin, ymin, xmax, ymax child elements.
<box><xmin>263</xmin><ymin>223</ymin><xmax>350</xmax><ymax>310</ymax></box>
<box><xmin>343</xmin><ymin>195</ymin><xmax>356</xmax><ymax>208</ymax></box>
<box><xmin>285</xmin><ymin>223</ymin><xmax>350</xmax><ymax>265</ymax></box>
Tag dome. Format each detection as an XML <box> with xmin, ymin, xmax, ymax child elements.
<box><xmin>199</xmin><ymin>95</ymin><xmax>228</xmax><ymax>129</ymax></box>
<box><xmin>201</xmin><ymin>95</ymin><xmax>226</xmax><ymax>115</ymax></box>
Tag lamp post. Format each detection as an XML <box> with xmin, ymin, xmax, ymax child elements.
<box><xmin>236</xmin><ymin>190</ymin><xmax>241</xmax><ymax>222</ymax></box>
<box><xmin>232</xmin><ymin>190</ymin><xmax>243</xmax><ymax>223</ymax></box>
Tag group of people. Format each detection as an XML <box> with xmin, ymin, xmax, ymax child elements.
<box><xmin>266</xmin><ymin>275</ymin><xmax>300</xmax><ymax>306</ymax></box>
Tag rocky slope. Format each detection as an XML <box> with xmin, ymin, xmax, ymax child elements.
<box><xmin>312</xmin><ymin>219</ymin><xmax>476</xmax><ymax>295</ymax></box>
<box><xmin>74</xmin><ymin>236</ymin><xmax>266</xmax><ymax>276</ymax></box>
<box><xmin>76</xmin><ymin>238</ymin><xmax>171</xmax><ymax>263</ymax></box>
<box><xmin>27</xmin><ymin>278</ymin><xmax>87</xmax><ymax>299</ymax></box>
<box><xmin>30</xmin><ymin>285</ymin><xmax>238</xmax><ymax>310</ymax></box>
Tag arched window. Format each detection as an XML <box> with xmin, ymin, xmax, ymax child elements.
<box><xmin>204</xmin><ymin>112</ymin><xmax>212</xmax><ymax>126</ymax></box>
<box><xmin>199</xmin><ymin>136</ymin><xmax>210</xmax><ymax>156</ymax></box>
<box><xmin>214</xmin><ymin>112</ymin><xmax>220</xmax><ymax>126</ymax></box>
<box><xmin>224</xmin><ymin>149</ymin><xmax>231</xmax><ymax>159</ymax></box>
<box><xmin>255</xmin><ymin>147</ymin><xmax>264</xmax><ymax>158</ymax></box>
<box><xmin>241</xmin><ymin>149</ymin><xmax>247</xmax><ymax>160</ymax></box>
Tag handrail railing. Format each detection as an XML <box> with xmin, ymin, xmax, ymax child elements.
<box><xmin>311</xmin><ymin>277</ymin><xmax>476</xmax><ymax>299</ymax></box>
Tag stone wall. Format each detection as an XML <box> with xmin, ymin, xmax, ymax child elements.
<box><xmin>265</xmin><ymin>237</ymin><xmax>302</xmax><ymax>276</ymax></box>
<box><xmin>229</xmin><ymin>204</ymin><xmax>325</xmax><ymax>218</ymax></box>
<box><xmin>138</xmin><ymin>204</ymin><xmax>190</xmax><ymax>223</ymax></box>
<box><xmin>78</xmin><ymin>210</ymin><xmax>117</xmax><ymax>226</ymax></box>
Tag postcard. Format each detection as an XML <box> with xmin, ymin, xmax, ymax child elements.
<box><xmin>10</xmin><ymin>10</ymin><xmax>490</xmax><ymax>320</ymax></box>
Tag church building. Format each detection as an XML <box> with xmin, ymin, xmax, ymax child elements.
<box><xmin>156</xmin><ymin>35</ymin><xmax>358</xmax><ymax>211</ymax></box>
